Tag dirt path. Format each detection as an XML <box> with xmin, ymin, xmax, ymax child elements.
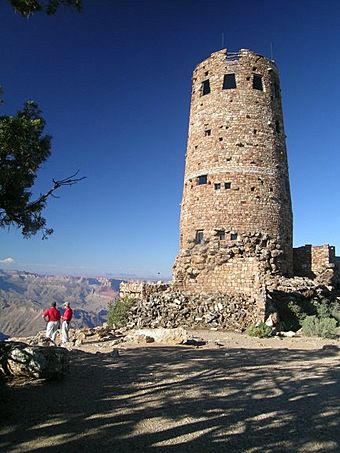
<box><xmin>0</xmin><ymin>332</ymin><xmax>339</xmax><ymax>452</ymax></box>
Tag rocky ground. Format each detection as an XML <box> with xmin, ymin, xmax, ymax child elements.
<box><xmin>0</xmin><ymin>328</ymin><xmax>339</xmax><ymax>452</ymax></box>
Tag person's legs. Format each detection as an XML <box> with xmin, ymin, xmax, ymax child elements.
<box><xmin>61</xmin><ymin>321</ymin><xmax>69</xmax><ymax>343</ymax></box>
<box><xmin>50</xmin><ymin>321</ymin><xmax>59</xmax><ymax>343</ymax></box>
<box><xmin>46</xmin><ymin>321</ymin><xmax>53</xmax><ymax>339</ymax></box>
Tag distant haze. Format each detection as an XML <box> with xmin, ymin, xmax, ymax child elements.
<box><xmin>0</xmin><ymin>269</ymin><xmax>123</xmax><ymax>337</ymax></box>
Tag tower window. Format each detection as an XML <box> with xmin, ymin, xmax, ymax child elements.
<box><xmin>253</xmin><ymin>74</ymin><xmax>263</xmax><ymax>91</ymax></box>
<box><xmin>201</xmin><ymin>80</ymin><xmax>210</xmax><ymax>96</ymax></box>
<box><xmin>197</xmin><ymin>174</ymin><xmax>207</xmax><ymax>185</ymax></box>
<box><xmin>223</xmin><ymin>74</ymin><xmax>236</xmax><ymax>89</ymax></box>
<box><xmin>214</xmin><ymin>183</ymin><xmax>221</xmax><ymax>190</ymax></box>
<box><xmin>195</xmin><ymin>230</ymin><xmax>204</xmax><ymax>244</ymax></box>
<box><xmin>224</xmin><ymin>182</ymin><xmax>231</xmax><ymax>189</ymax></box>
<box><xmin>205</xmin><ymin>129</ymin><xmax>211</xmax><ymax>136</ymax></box>
<box><xmin>217</xmin><ymin>230</ymin><xmax>225</xmax><ymax>240</ymax></box>
<box><xmin>230</xmin><ymin>233</ymin><xmax>238</xmax><ymax>240</ymax></box>
<box><xmin>275</xmin><ymin>120</ymin><xmax>280</xmax><ymax>133</ymax></box>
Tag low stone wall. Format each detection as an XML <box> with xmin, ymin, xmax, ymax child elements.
<box><xmin>119</xmin><ymin>281</ymin><xmax>170</xmax><ymax>300</ymax></box>
<box><xmin>118</xmin><ymin>272</ymin><xmax>340</xmax><ymax>332</ymax></box>
<box><xmin>118</xmin><ymin>253</ymin><xmax>340</xmax><ymax>332</ymax></box>
<box><xmin>124</xmin><ymin>289</ymin><xmax>264</xmax><ymax>332</ymax></box>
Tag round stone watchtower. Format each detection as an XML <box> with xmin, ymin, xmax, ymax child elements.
<box><xmin>173</xmin><ymin>48</ymin><xmax>293</xmax><ymax>295</ymax></box>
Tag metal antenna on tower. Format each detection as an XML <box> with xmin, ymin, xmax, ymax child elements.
<box><xmin>221</xmin><ymin>32</ymin><xmax>225</xmax><ymax>48</ymax></box>
<box><xmin>270</xmin><ymin>42</ymin><xmax>274</xmax><ymax>60</ymax></box>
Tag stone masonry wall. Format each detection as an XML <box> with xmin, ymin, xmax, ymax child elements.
<box><xmin>173</xmin><ymin>231</ymin><xmax>285</xmax><ymax>296</ymax></box>
<box><xmin>118</xmin><ymin>274</ymin><xmax>337</xmax><ymax>332</ymax></box>
<box><xmin>119</xmin><ymin>281</ymin><xmax>169</xmax><ymax>300</ymax></box>
<box><xmin>173</xmin><ymin>48</ymin><xmax>293</xmax><ymax>295</ymax></box>
<box><xmin>124</xmin><ymin>289</ymin><xmax>265</xmax><ymax>332</ymax></box>
<box><xmin>293</xmin><ymin>244</ymin><xmax>336</xmax><ymax>285</ymax></box>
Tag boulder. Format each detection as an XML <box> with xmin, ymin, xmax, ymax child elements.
<box><xmin>133</xmin><ymin>334</ymin><xmax>155</xmax><ymax>344</ymax></box>
<box><xmin>0</xmin><ymin>341</ymin><xmax>69</xmax><ymax>380</ymax></box>
<box><xmin>132</xmin><ymin>328</ymin><xmax>188</xmax><ymax>344</ymax></box>
<box><xmin>278</xmin><ymin>331</ymin><xmax>296</xmax><ymax>338</ymax></box>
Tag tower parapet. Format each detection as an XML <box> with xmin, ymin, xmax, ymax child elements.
<box><xmin>173</xmin><ymin>48</ymin><xmax>293</xmax><ymax>294</ymax></box>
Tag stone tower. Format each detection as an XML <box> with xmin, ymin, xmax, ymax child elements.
<box><xmin>173</xmin><ymin>49</ymin><xmax>293</xmax><ymax>295</ymax></box>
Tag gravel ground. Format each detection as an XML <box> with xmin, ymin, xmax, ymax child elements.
<box><xmin>0</xmin><ymin>331</ymin><xmax>339</xmax><ymax>452</ymax></box>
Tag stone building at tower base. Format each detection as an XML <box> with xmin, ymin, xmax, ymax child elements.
<box><xmin>119</xmin><ymin>242</ymin><xmax>340</xmax><ymax>332</ymax></box>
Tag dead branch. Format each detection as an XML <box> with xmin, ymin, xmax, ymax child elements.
<box><xmin>27</xmin><ymin>170</ymin><xmax>86</xmax><ymax>210</ymax></box>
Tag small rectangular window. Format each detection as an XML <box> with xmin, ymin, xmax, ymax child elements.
<box><xmin>201</xmin><ymin>80</ymin><xmax>210</xmax><ymax>96</ymax></box>
<box><xmin>198</xmin><ymin>175</ymin><xmax>207</xmax><ymax>185</ymax></box>
<box><xmin>224</xmin><ymin>182</ymin><xmax>231</xmax><ymax>189</ymax></box>
<box><xmin>204</xmin><ymin>129</ymin><xmax>211</xmax><ymax>136</ymax></box>
<box><xmin>230</xmin><ymin>233</ymin><xmax>238</xmax><ymax>240</ymax></box>
<box><xmin>214</xmin><ymin>183</ymin><xmax>221</xmax><ymax>190</ymax></box>
<box><xmin>223</xmin><ymin>74</ymin><xmax>236</xmax><ymax>89</ymax></box>
<box><xmin>217</xmin><ymin>230</ymin><xmax>225</xmax><ymax>240</ymax></box>
<box><xmin>253</xmin><ymin>74</ymin><xmax>263</xmax><ymax>91</ymax></box>
<box><xmin>195</xmin><ymin>230</ymin><xmax>204</xmax><ymax>244</ymax></box>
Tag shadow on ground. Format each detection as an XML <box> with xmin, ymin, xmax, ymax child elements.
<box><xmin>0</xmin><ymin>345</ymin><xmax>339</xmax><ymax>452</ymax></box>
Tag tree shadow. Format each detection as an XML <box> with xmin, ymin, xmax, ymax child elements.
<box><xmin>0</xmin><ymin>344</ymin><xmax>339</xmax><ymax>452</ymax></box>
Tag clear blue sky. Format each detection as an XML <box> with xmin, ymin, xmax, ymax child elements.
<box><xmin>1</xmin><ymin>0</ymin><xmax>340</xmax><ymax>279</ymax></box>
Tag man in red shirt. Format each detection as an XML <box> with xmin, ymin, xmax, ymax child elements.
<box><xmin>61</xmin><ymin>302</ymin><xmax>73</xmax><ymax>344</ymax></box>
<box><xmin>42</xmin><ymin>302</ymin><xmax>61</xmax><ymax>344</ymax></box>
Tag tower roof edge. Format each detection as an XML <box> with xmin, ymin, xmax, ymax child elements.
<box><xmin>193</xmin><ymin>48</ymin><xmax>278</xmax><ymax>73</ymax></box>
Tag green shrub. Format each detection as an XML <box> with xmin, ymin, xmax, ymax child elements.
<box><xmin>285</xmin><ymin>300</ymin><xmax>309</xmax><ymax>330</ymax></box>
<box><xmin>275</xmin><ymin>298</ymin><xmax>315</xmax><ymax>331</ymax></box>
<box><xmin>316</xmin><ymin>303</ymin><xmax>332</xmax><ymax>319</ymax></box>
<box><xmin>247</xmin><ymin>322</ymin><xmax>272</xmax><ymax>338</ymax></box>
<box><xmin>107</xmin><ymin>297</ymin><xmax>136</xmax><ymax>327</ymax></box>
<box><xmin>287</xmin><ymin>300</ymin><xmax>307</xmax><ymax>321</ymax></box>
<box><xmin>302</xmin><ymin>316</ymin><xmax>338</xmax><ymax>338</ymax></box>
<box><xmin>330</xmin><ymin>301</ymin><xmax>340</xmax><ymax>323</ymax></box>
